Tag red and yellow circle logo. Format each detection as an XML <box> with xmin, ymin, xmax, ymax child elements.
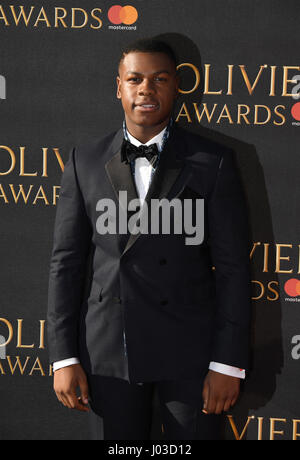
<box><xmin>284</xmin><ymin>278</ymin><xmax>300</xmax><ymax>297</ymax></box>
<box><xmin>108</xmin><ymin>5</ymin><xmax>138</xmax><ymax>25</ymax></box>
<box><xmin>291</xmin><ymin>102</ymin><xmax>300</xmax><ymax>121</ymax></box>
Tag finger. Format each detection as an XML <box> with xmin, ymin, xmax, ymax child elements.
<box><xmin>63</xmin><ymin>394</ymin><xmax>75</xmax><ymax>409</ymax></box>
<box><xmin>214</xmin><ymin>398</ymin><xmax>226</xmax><ymax>415</ymax></box>
<box><xmin>202</xmin><ymin>382</ymin><xmax>209</xmax><ymax>414</ymax></box>
<box><xmin>55</xmin><ymin>390</ymin><xmax>67</xmax><ymax>407</ymax></box>
<box><xmin>65</xmin><ymin>387</ymin><xmax>89</xmax><ymax>412</ymax></box>
<box><xmin>64</xmin><ymin>390</ymin><xmax>79</xmax><ymax>410</ymax></box>
<box><xmin>77</xmin><ymin>397</ymin><xmax>90</xmax><ymax>412</ymax></box>
<box><xmin>206</xmin><ymin>396</ymin><xmax>217</xmax><ymax>415</ymax></box>
<box><xmin>72</xmin><ymin>396</ymin><xmax>90</xmax><ymax>412</ymax></box>
<box><xmin>79</xmin><ymin>378</ymin><xmax>90</xmax><ymax>406</ymax></box>
<box><xmin>230</xmin><ymin>395</ymin><xmax>239</xmax><ymax>408</ymax></box>
<box><xmin>223</xmin><ymin>398</ymin><xmax>232</xmax><ymax>412</ymax></box>
<box><xmin>58</xmin><ymin>392</ymin><xmax>71</xmax><ymax>409</ymax></box>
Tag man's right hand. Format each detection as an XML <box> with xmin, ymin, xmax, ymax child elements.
<box><xmin>53</xmin><ymin>364</ymin><xmax>90</xmax><ymax>412</ymax></box>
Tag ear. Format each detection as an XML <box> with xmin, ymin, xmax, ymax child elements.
<box><xmin>116</xmin><ymin>75</ymin><xmax>122</xmax><ymax>99</ymax></box>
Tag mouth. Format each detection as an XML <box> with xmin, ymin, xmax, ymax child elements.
<box><xmin>134</xmin><ymin>102</ymin><xmax>160</xmax><ymax>112</ymax></box>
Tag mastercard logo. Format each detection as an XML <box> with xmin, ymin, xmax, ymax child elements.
<box><xmin>108</xmin><ymin>5</ymin><xmax>138</xmax><ymax>25</ymax></box>
<box><xmin>291</xmin><ymin>102</ymin><xmax>300</xmax><ymax>121</ymax></box>
<box><xmin>284</xmin><ymin>278</ymin><xmax>300</xmax><ymax>297</ymax></box>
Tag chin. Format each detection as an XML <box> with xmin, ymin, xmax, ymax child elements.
<box><xmin>134</xmin><ymin>117</ymin><xmax>160</xmax><ymax>127</ymax></box>
<box><xmin>136</xmin><ymin>114</ymin><xmax>168</xmax><ymax>126</ymax></box>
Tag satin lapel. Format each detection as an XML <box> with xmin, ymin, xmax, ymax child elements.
<box><xmin>104</xmin><ymin>128</ymin><xmax>139</xmax><ymax>209</ymax></box>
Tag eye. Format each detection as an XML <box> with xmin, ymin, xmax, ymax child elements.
<box><xmin>155</xmin><ymin>77</ymin><xmax>165</xmax><ymax>81</ymax></box>
<box><xmin>128</xmin><ymin>77</ymin><xmax>141</xmax><ymax>82</ymax></box>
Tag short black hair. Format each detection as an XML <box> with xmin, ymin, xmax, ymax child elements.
<box><xmin>118</xmin><ymin>38</ymin><xmax>177</xmax><ymax>71</ymax></box>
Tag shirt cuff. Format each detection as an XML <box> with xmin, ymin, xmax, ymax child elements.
<box><xmin>209</xmin><ymin>361</ymin><xmax>246</xmax><ymax>379</ymax></box>
<box><xmin>52</xmin><ymin>358</ymin><xmax>80</xmax><ymax>372</ymax></box>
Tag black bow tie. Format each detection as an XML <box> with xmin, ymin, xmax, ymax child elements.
<box><xmin>121</xmin><ymin>139</ymin><xmax>159</xmax><ymax>167</ymax></box>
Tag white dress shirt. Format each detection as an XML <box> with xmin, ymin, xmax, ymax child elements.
<box><xmin>53</xmin><ymin>126</ymin><xmax>245</xmax><ymax>379</ymax></box>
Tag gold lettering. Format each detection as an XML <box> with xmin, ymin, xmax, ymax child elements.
<box><xmin>292</xmin><ymin>419</ymin><xmax>300</xmax><ymax>440</ymax></box>
<box><xmin>267</xmin><ymin>281</ymin><xmax>279</xmax><ymax>301</ymax></box>
<box><xmin>41</xmin><ymin>148</ymin><xmax>64</xmax><ymax>177</ymax></box>
<box><xmin>282</xmin><ymin>66</ymin><xmax>300</xmax><ymax>96</ymax></box>
<box><xmin>71</xmin><ymin>8</ymin><xmax>88</xmax><ymax>29</ymax></box>
<box><xmin>32</xmin><ymin>185</ymin><xmax>50</xmax><ymax>205</ymax></box>
<box><xmin>0</xmin><ymin>183</ymin><xmax>9</xmax><ymax>203</ymax></box>
<box><xmin>204</xmin><ymin>64</ymin><xmax>222</xmax><ymax>95</ymax></box>
<box><xmin>275</xmin><ymin>244</ymin><xmax>293</xmax><ymax>273</ymax></box>
<box><xmin>0</xmin><ymin>5</ymin><xmax>9</xmax><ymax>25</ymax></box>
<box><xmin>269</xmin><ymin>66</ymin><xmax>277</xmax><ymax>96</ymax></box>
<box><xmin>34</xmin><ymin>7</ymin><xmax>51</xmax><ymax>28</ymax></box>
<box><xmin>42</xmin><ymin>148</ymin><xmax>49</xmax><ymax>177</ymax></box>
<box><xmin>52</xmin><ymin>148</ymin><xmax>65</xmax><ymax>173</ymax></box>
<box><xmin>6</xmin><ymin>356</ymin><xmax>30</xmax><ymax>375</ymax></box>
<box><xmin>177</xmin><ymin>63</ymin><xmax>200</xmax><ymax>94</ymax></box>
<box><xmin>54</xmin><ymin>7</ymin><xmax>68</xmax><ymax>28</ymax></box>
<box><xmin>254</xmin><ymin>105</ymin><xmax>271</xmax><ymax>125</ymax></box>
<box><xmin>0</xmin><ymin>361</ymin><xmax>5</xmax><ymax>375</ymax></box>
<box><xmin>252</xmin><ymin>280</ymin><xmax>264</xmax><ymax>300</ymax></box>
<box><xmin>240</xmin><ymin>64</ymin><xmax>267</xmax><ymax>95</ymax></box>
<box><xmin>237</xmin><ymin>104</ymin><xmax>250</xmax><ymax>124</ymax></box>
<box><xmin>90</xmin><ymin>8</ymin><xmax>102</xmax><ymax>30</ymax></box>
<box><xmin>0</xmin><ymin>146</ymin><xmax>16</xmax><ymax>175</ymax></box>
<box><xmin>39</xmin><ymin>321</ymin><xmax>45</xmax><ymax>349</ymax></box>
<box><xmin>0</xmin><ymin>318</ymin><xmax>13</xmax><ymax>346</ymax></box>
<box><xmin>250</xmin><ymin>242</ymin><xmax>261</xmax><ymax>260</ymax></box>
<box><xmin>263</xmin><ymin>243</ymin><xmax>270</xmax><ymax>272</ymax></box>
<box><xmin>10</xmin><ymin>5</ymin><xmax>34</xmax><ymax>26</ymax></box>
<box><xmin>193</xmin><ymin>103</ymin><xmax>217</xmax><ymax>123</ymax></box>
<box><xmin>175</xmin><ymin>102</ymin><xmax>192</xmax><ymax>123</ymax></box>
<box><xmin>227</xmin><ymin>65</ymin><xmax>234</xmax><ymax>95</ymax></box>
<box><xmin>227</xmin><ymin>415</ymin><xmax>255</xmax><ymax>440</ymax></box>
<box><xmin>53</xmin><ymin>186</ymin><xmax>60</xmax><ymax>206</ymax></box>
<box><xmin>29</xmin><ymin>357</ymin><xmax>45</xmax><ymax>376</ymax></box>
<box><xmin>273</xmin><ymin>105</ymin><xmax>285</xmax><ymax>126</ymax></box>
<box><xmin>216</xmin><ymin>104</ymin><xmax>233</xmax><ymax>124</ymax></box>
<box><xmin>9</xmin><ymin>184</ymin><xmax>34</xmax><ymax>204</ymax></box>
<box><xmin>20</xmin><ymin>147</ymin><xmax>37</xmax><ymax>176</ymax></box>
<box><xmin>257</xmin><ymin>417</ymin><xmax>264</xmax><ymax>440</ymax></box>
<box><xmin>17</xmin><ymin>319</ymin><xmax>34</xmax><ymax>349</ymax></box>
<box><xmin>270</xmin><ymin>418</ymin><xmax>286</xmax><ymax>440</ymax></box>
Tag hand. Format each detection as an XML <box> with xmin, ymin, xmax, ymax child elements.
<box><xmin>53</xmin><ymin>364</ymin><xmax>90</xmax><ymax>412</ymax></box>
<box><xmin>202</xmin><ymin>370</ymin><xmax>240</xmax><ymax>415</ymax></box>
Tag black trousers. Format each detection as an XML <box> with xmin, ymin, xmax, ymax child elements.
<box><xmin>87</xmin><ymin>374</ymin><xmax>224</xmax><ymax>440</ymax></box>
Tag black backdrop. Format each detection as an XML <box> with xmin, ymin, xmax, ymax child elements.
<box><xmin>1</xmin><ymin>0</ymin><xmax>300</xmax><ymax>440</ymax></box>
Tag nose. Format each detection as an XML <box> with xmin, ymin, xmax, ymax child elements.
<box><xmin>138</xmin><ymin>78</ymin><xmax>155</xmax><ymax>96</ymax></box>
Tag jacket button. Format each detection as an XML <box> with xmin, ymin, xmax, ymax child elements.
<box><xmin>113</xmin><ymin>296</ymin><xmax>122</xmax><ymax>303</ymax></box>
<box><xmin>160</xmin><ymin>299</ymin><xmax>168</xmax><ymax>306</ymax></box>
<box><xmin>159</xmin><ymin>258</ymin><xmax>167</xmax><ymax>265</ymax></box>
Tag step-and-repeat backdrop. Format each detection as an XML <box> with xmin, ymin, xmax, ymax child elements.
<box><xmin>1</xmin><ymin>0</ymin><xmax>300</xmax><ymax>440</ymax></box>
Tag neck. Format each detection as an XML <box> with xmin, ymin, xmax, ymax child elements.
<box><xmin>125</xmin><ymin>117</ymin><xmax>170</xmax><ymax>144</ymax></box>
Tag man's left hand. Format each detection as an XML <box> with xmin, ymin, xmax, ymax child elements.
<box><xmin>202</xmin><ymin>370</ymin><xmax>240</xmax><ymax>414</ymax></box>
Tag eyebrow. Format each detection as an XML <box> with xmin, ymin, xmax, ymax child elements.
<box><xmin>125</xmin><ymin>70</ymin><xmax>172</xmax><ymax>76</ymax></box>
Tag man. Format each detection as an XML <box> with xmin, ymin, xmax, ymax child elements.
<box><xmin>47</xmin><ymin>38</ymin><xmax>252</xmax><ymax>440</ymax></box>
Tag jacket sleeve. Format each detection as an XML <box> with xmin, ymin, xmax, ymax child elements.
<box><xmin>47</xmin><ymin>146</ymin><xmax>92</xmax><ymax>364</ymax></box>
<box><xmin>208</xmin><ymin>148</ymin><xmax>252</xmax><ymax>370</ymax></box>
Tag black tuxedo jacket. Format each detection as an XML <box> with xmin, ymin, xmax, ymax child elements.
<box><xmin>47</xmin><ymin>124</ymin><xmax>252</xmax><ymax>383</ymax></box>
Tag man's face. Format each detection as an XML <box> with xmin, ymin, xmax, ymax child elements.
<box><xmin>117</xmin><ymin>51</ymin><xmax>179</xmax><ymax>130</ymax></box>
